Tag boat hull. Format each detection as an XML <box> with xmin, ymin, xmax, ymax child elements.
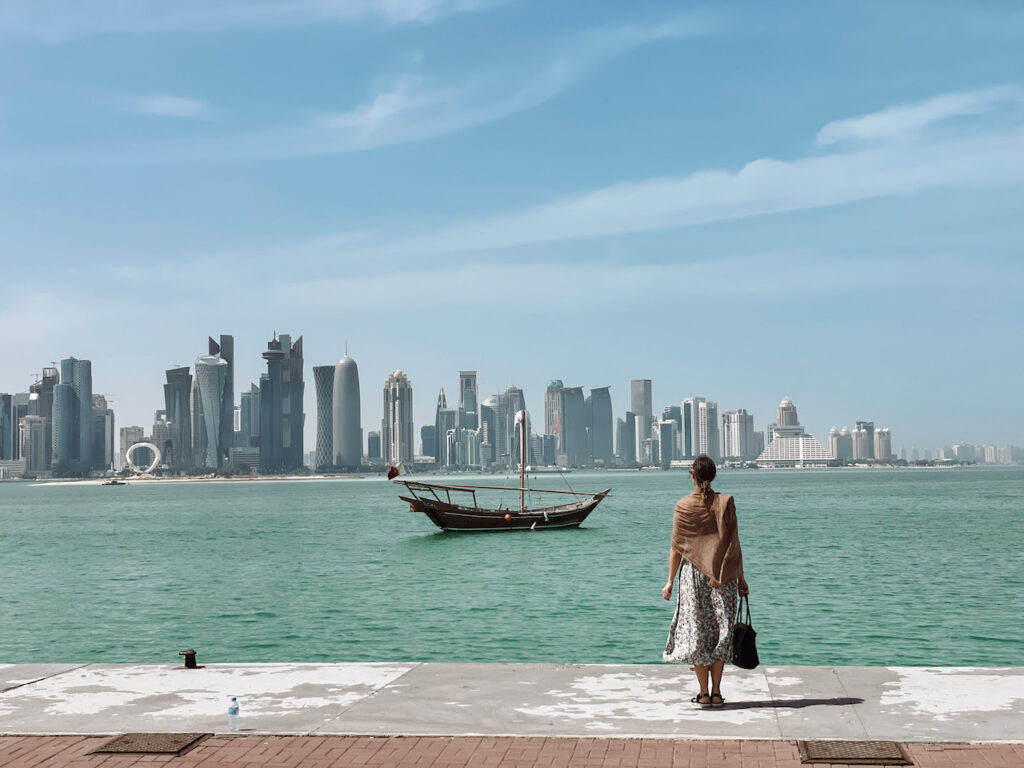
<box><xmin>399</xmin><ymin>494</ymin><xmax>606</xmax><ymax>532</ymax></box>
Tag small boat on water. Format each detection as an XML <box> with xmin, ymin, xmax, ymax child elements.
<box><xmin>102</xmin><ymin>479</ymin><xmax>127</xmax><ymax>486</ymax></box>
<box><xmin>394</xmin><ymin>410</ymin><xmax>609</xmax><ymax>532</ymax></box>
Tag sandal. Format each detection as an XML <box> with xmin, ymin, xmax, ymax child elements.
<box><xmin>710</xmin><ymin>692</ymin><xmax>725</xmax><ymax>708</ymax></box>
<box><xmin>690</xmin><ymin>693</ymin><xmax>712</xmax><ymax>709</ymax></box>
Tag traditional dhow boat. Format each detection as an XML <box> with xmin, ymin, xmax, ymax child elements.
<box><xmin>394</xmin><ymin>410</ymin><xmax>609</xmax><ymax>533</ymax></box>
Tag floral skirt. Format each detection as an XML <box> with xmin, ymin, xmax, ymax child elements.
<box><xmin>663</xmin><ymin>559</ymin><xmax>739</xmax><ymax>666</ymax></box>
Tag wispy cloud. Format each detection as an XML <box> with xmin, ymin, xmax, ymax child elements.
<box><xmin>0</xmin><ymin>0</ymin><xmax>500</xmax><ymax>41</ymax></box>
<box><xmin>12</xmin><ymin>17</ymin><xmax>704</xmax><ymax>164</ymax></box>
<box><xmin>292</xmin><ymin>18</ymin><xmax>700</xmax><ymax>156</ymax></box>
<box><xmin>275</xmin><ymin>253</ymin><xmax>997</xmax><ymax>314</ymax></box>
<box><xmin>122</xmin><ymin>94</ymin><xmax>211</xmax><ymax>119</ymax></box>
<box><xmin>308</xmin><ymin>85</ymin><xmax>1024</xmax><ymax>260</ymax></box>
<box><xmin>815</xmin><ymin>85</ymin><xmax>1024</xmax><ymax>145</ymax></box>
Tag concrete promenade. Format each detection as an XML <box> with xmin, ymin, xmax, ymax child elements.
<box><xmin>2</xmin><ymin>664</ymin><xmax>1022</xmax><ymax>767</ymax></box>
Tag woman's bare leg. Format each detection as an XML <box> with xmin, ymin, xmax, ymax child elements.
<box><xmin>711</xmin><ymin>660</ymin><xmax>725</xmax><ymax>695</ymax></box>
<box><xmin>693</xmin><ymin>665</ymin><xmax>710</xmax><ymax>695</ymax></box>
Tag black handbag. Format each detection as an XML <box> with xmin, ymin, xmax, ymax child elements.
<box><xmin>732</xmin><ymin>595</ymin><xmax>759</xmax><ymax>669</ymax></box>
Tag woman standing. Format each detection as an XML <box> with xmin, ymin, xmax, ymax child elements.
<box><xmin>662</xmin><ymin>454</ymin><xmax>749</xmax><ymax>708</ymax></box>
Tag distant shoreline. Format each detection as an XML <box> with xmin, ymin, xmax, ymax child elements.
<box><xmin>18</xmin><ymin>473</ymin><xmax>373</xmax><ymax>487</ymax></box>
<box><xmin>8</xmin><ymin>462</ymin><xmax>1008</xmax><ymax>486</ymax></box>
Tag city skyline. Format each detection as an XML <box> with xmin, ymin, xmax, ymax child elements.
<box><xmin>5</xmin><ymin>337</ymin><xmax>1022</xmax><ymax>477</ymax></box>
<box><xmin>1</xmin><ymin>3</ymin><xmax>1022</xmax><ymax>451</ymax></box>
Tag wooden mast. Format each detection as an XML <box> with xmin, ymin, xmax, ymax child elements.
<box><xmin>518</xmin><ymin>409</ymin><xmax>526</xmax><ymax>513</ymax></box>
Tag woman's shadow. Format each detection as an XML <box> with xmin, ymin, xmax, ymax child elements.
<box><xmin>724</xmin><ymin>697</ymin><xmax>864</xmax><ymax>710</ymax></box>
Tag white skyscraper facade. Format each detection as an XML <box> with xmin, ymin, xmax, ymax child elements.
<box><xmin>829</xmin><ymin>427</ymin><xmax>854</xmax><ymax>460</ymax></box>
<box><xmin>684</xmin><ymin>397</ymin><xmax>719</xmax><ymax>461</ymax></box>
<box><xmin>722</xmin><ymin>409</ymin><xmax>756</xmax><ymax>459</ymax></box>
<box><xmin>383</xmin><ymin>370</ymin><xmax>414</xmax><ymax>466</ymax></box>
<box><xmin>630</xmin><ymin>379</ymin><xmax>652</xmax><ymax>460</ymax></box>
<box><xmin>756</xmin><ymin>397</ymin><xmax>831</xmax><ymax>468</ymax></box>
<box><xmin>874</xmin><ymin>428</ymin><xmax>893</xmax><ymax>461</ymax></box>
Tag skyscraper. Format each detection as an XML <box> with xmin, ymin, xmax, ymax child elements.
<box><xmin>383</xmin><ymin>370</ymin><xmax>414</xmax><ymax>466</ymax></box>
<box><xmin>479</xmin><ymin>396</ymin><xmax>498</xmax><ymax>467</ymax></box>
<box><xmin>281</xmin><ymin>335</ymin><xmax>304</xmax><ymax>470</ymax></box>
<box><xmin>560</xmin><ymin>386</ymin><xmax>587</xmax><ymax>467</ymax></box>
<box><xmin>701</xmin><ymin>400</ymin><xmax>720</xmax><ymax>460</ymax></box>
<box><xmin>618</xmin><ymin>411</ymin><xmax>637</xmax><ymax>464</ymax></box>
<box><xmin>682</xmin><ymin>401</ymin><xmax>693</xmax><ymax>458</ymax></box>
<box><xmin>208</xmin><ymin>335</ymin><xmax>235</xmax><ymax>467</ymax></box>
<box><xmin>434</xmin><ymin>389</ymin><xmax>457</xmax><ymax>466</ymax></box>
<box><xmin>828</xmin><ymin>427</ymin><xmax>853</xmax><ymax>460</ymax></box>
<box><xmin>589</xmin><ymin>387</ymin><xmax>613</xmax><ymax>466</ymax></box>
<box><xmin>683</xmin><ymin>397</ymin><xmax>719</xmax><ymax>460</ymax></box>
<box><xmin>52</xmin><ymin>357</ymin><xmax>92</xmax><ymax>475</ymax></box>
<box><xmin>656</xmin><ymin>419</ymin><xmax>678</xmax><ymax>466</ymax></box>
<box><xmin>195</xmin><ymin>354</ymin><xmax>228</xmax><ymax>469</ymax></box>
<box><xmin>756</xmin><ymin>397</ymin><xmax>831</xmax><ymax>468</ymax></box>
<box><xmin>458</xmin><ymin>371</ymin><xmax>478</xmax><ymax>430</ymax></box>
<box><xmin>503</xmin><ymin>385</ymin><xmax>527</xmax><ymax>468</ymax></box>
<box><xmin>778</xmin><ymin>398</ymin><xmax>799</xmax><ymax>427</ymax></box>
<box><xmin>259</xmin><ymin>333</ymin><xmax>304</xmax><ymax>473</ymax></box>
<box><xmin>29</xmin><ymin>367</ymin><xmax>58</xmax><ymax>421</ymax></box>
<box><xmin>20</xmin><ymin>416</ymin><xmax>48</xmax><ymax>474</ymax></box>
<box><xmin>721</xmin><ymin>409</ymin><xmax>756</xmax><ymax>459</ymax></box>
<box><xmin>420</xmin><ymin>425</ymin><xmax>436</xmax><ymax>458</ymax></box>
<box><xmin>333</xmin><ymin>353</ymin><xmax>361</xmax><ymax>469</ymax></box>
<box><xmin>259</xmin><ymin>339</ymin><xmax>284</xmax><ymax>472</ymax></box>
<box><xmin>630</xmin><ymin>379</ymin><xmax>652</xmax><ymax>448</ymax></box>
<box><xmin>367</xmin><ymin>431</ymin><xmax>381</xmax><ymax>462</ymax></box>
<box><xmin>855</xmin><ymin>420</ymin><xmax>876</xmax><ymax>459</ymax></box>
<box><xmin>190</xmin><ymin>376</ymin><xmax>206</xmax><ymax>467</ymax></box>
<box><xmin>0</xmin><ymin>393</ymin><xmax>13</xmax><ymax>460</ymax></box>
<box><xmin>875</xmin><ymin>428</ymin><xmax>893</xmax><ymax>461</ymax></box>
<box><xmin>119</xmin><ymin>425</ymin><xmax>144</xmax><ymax>471</ymax></box>
<box><xmin>163</xmin><ymin>366</ymin><xmax>192</xmax><ymax>469</ymax></box>
<box><xmin>90</xmin><ymin>394</ymin><xmax>115</xmax><ymax>471</ymax></box>
<box><xmin>852</xmin><ymin>424</ymin><xmax>871</xmax><ymax>460</ymax></box>
<box><xmin>21</xmin><ymin>367</ymin><xmax>58</xmax><ymax>467</ymax></box>
<box><xmin>313</xmin><ymin>364</ymin><xmax>335</xmax><ymax>469</ymax></box>
<box><xmin>239</xmin><ymin>383</ymin><xmax>260</xmax><ymax>449</ymax></box>
<box><xmin>544</xmin><ymin>380</ymin><xmax>564</xmax><ymax>454</ymax></box>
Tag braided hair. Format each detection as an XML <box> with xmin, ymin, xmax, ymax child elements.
<box><xmin>691</xmin><ymin>454</ymin><xmax>717</xmax><ymax>504</ymax></box>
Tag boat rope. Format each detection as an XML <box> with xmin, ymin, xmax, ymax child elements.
<box><xmin>556</xmin><ymin>465</ymin><xmax>578</xmax><ymax>495</ymax></box>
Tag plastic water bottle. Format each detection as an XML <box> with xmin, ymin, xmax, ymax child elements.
<box><xmin>227</xmin><ymin>697</ymin><xmax>239</xmax><ymax>732</ymax></box>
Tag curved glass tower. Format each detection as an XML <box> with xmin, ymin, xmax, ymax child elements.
<box><xmin>313</xmin><ymin>364</ymin><xmax>335</xmax><ymax>469</ymax></box>
<box><xmin>332</xmin><ymin>355</ymin><xmax>362</xmax><ymax>469</ymax></box>
<box><xmin>195</xmin><ymin>355</ymin><xmax>228</xmax><ymax>469</ymax></box>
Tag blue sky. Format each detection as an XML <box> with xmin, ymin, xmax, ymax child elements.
<box><xmin>1</xmin><ymin>0</ymin><xmax>1023</xmax><ymax>452</ymax></box>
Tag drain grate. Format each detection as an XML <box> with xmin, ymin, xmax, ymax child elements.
<box><xmin>798</xmin><ymin>740</ymin><xmax>912</xmax><ymax>765</ymax></box>
<box><xmin>92</xmin><ymin>733</ymin><xmax>210</xmax><ymax>755</ymax></box>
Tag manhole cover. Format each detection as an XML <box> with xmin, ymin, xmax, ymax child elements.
<box><xmin>92</xmin><ymin>733</ymin><xmax>210</xmax><ymax>755</ymax></box>
<box><xmin>798</xmin><ymin>740</ymin><xmax>912</xmax><ymax>765</ymax></box>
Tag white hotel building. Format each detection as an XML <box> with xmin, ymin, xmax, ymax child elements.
<box><xmin>756</xmin><ymin>397</ymin><xmax>832</xmax><ymax>468</ymax></box>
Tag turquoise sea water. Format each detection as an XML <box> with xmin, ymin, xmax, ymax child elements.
<box><xmin>1</xmin><ymin>467</ymin><xmax>1022</xmax><ymax>666</ymax></box>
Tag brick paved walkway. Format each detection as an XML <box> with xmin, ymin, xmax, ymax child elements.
<box><xmin>1</xmin><ymin>735</ymin><xmax>1021</xmax><ymax>768</ymax></box>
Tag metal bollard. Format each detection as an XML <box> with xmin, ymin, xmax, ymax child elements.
<box><xmin>179</xmin><ymin>649</ymin><xmax>199</xmax><ymax>669</ymax></box>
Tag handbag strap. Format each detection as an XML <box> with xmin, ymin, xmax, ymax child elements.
<box><xmin>735</xmin><ymin>595</ymin><xmax>752</xmax><ymax>625</ymax></box>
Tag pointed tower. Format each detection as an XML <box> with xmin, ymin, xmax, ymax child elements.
<box><xmin>433</xmin><ymin>388</ymin><xmax>448</xmax><ymax>466</ymax></box>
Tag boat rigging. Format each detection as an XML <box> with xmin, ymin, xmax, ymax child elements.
<box><xmin>393</xmin><ymin>409</ymin><xmax>609</xmax><ymax>532</ymax></box>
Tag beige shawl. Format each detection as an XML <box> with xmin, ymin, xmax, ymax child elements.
<box><xmin>671</xmin><ymin>491</ymin><xmax>744</xmax><ymax>587</ymax></box>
